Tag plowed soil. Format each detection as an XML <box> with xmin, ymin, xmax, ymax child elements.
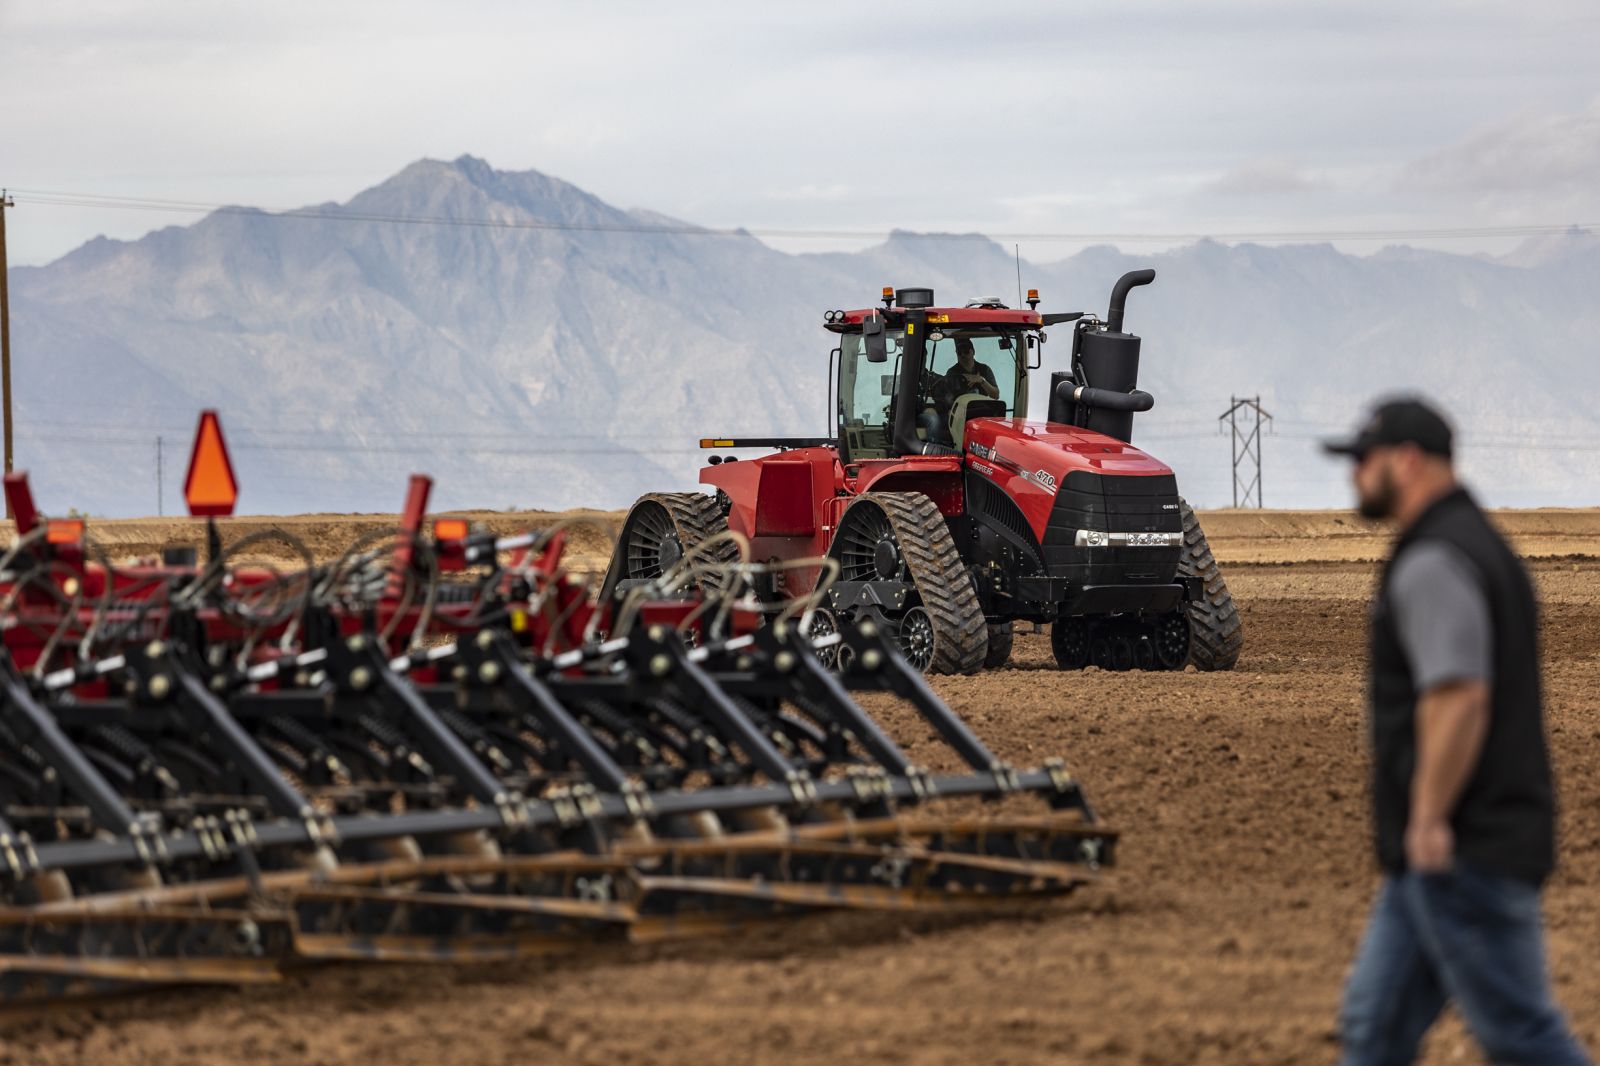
<box><xmin>4</xmin><ymin>510</ymin><xmax>1599</xmax><ymax>1065</ymax></box>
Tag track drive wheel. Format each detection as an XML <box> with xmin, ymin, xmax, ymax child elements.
<box><xmin>603</xmin><ymin>492</ymin><xmax>739</xmax><ymax>600</ymax></box>
<box><xmin>983</xmin><ymin>621</ymin><xmax>1014</xmax><ymax>669</ymax></box>
<box><xmin>1178</xmin><ymin>497</ymin><xmax>1243</xmax><ymax>670</ymax></box>
<box><xmin>829</xmin><ymin>492</ymin><xmax>987</xmax><ymax>675</ymax></box>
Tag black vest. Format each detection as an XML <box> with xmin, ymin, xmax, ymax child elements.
<box><xmin>1369</xmin><ymin>488</ymin><xmax>1554</xmax><ymax>884</ymax></box>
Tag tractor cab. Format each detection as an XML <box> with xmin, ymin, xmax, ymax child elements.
<box><xmin>826</xmin><ymin>291</ymin><xmax>1042</xmax><ymax>463</ymax></box>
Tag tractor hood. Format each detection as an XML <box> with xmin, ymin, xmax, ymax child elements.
<box><xmin>962</xmin><ymin>418</ymin><xmax>1177</xmax><ymax>545</ymax></box>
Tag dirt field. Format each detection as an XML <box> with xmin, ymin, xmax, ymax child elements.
<box><xmin>3</xmin><ymin>509</ymin><xmax>1599</xmax><ymax>1065</ymax></box>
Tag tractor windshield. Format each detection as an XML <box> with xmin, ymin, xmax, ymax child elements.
<box><xmin>837</xmin><ymin>330</ymin><xmax>1026</xmax><ymax>460</ymax></box>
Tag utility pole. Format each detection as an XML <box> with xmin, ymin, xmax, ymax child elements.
<box><xmin>156</xmin><ymin>435</ymin><xmax>165</xmax><ymax>517</ymax></box>
<box><xmin>1</xmin><ymin>189</ymin><xmax>13</xmax><ymax>519</ymax></box>
<box><xmin>1218</xmin><ymin>395</ymin><xmax>1273</xmax><ymax>509</ymax></box>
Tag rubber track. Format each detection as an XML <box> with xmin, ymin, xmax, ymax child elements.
<box><xmin>841</xmin><ymin>492</ymin><xmax>988</xmax><ymax>676</ymax></box>
<box><xmin>624</xmin><ymin>492</ymin><xmax>740</xmax><ymax>595</ymax></box>
<box><xmin>1177</xmin><ymin>497</ymin><xmax>1243</xmax><ymax>670</ymax></box>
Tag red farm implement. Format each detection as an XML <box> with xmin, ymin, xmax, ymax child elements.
<box><xmin>0</xmin><ymin>413</ymin><xmax>1113</xmax><ymax>1004</ymax></box>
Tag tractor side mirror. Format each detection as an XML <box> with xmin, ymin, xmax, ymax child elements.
<box><xmin>863</xmin><ymin>314</ymin><xmax>888</xmax><ymax>363</ymax></box>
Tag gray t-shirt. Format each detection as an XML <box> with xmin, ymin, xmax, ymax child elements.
<box><xmin>1388</xmin><ymin>541</ymin><xmax>1494</xmax><ymax>690</ymax></box>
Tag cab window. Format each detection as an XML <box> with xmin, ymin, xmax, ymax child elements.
<box><xmin>925</xmin><ymin>333</ymin><xmax>1022</xmax><ymax>414</ymax></box>
<box><xmin>837</xmin><ymin>330</ymin><xmax>1024</xmax><ymax>460</ymax></box>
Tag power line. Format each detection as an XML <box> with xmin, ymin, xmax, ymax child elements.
<box><xmin>21</xmin><ymin>423</ymin><xmax>1600</xmax><ymax>457</ymax></box>
<box><xmin>12</xmin><ymin>431</ymin><xmax>716</xmax><ymax>456</ymax></box>
<box><xmin>13</xmin><ymin>418</ymin><xmax>707</xmax><ymax>442</ymax></box>
<box><xmin>7</xmin><ymin>187</ymin><xmax>1595</xmax><ymax>246</ymax></box>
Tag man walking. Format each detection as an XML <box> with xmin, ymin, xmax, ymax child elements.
<box><xmin>1325</xmin><ymin>398</ymin><xmax>1589</xmax><ymax>1065</ymax></box>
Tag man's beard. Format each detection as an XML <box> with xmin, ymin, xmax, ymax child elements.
<box><xmin>1358</xmin><ymin>467</ymin><xmax>1398</xmax><ymax>520</ymax></box>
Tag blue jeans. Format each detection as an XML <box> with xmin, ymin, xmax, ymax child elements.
<box><xmin>1339</xmin><ymin>865</ymin><xmax>1589</xmax><ymax>1065</ymax></box>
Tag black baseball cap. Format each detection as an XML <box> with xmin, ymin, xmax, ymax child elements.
<box><xmin>1322</xmin><ymin>398</ymin><xmax>1453</xmax><ymax>461</ymax></box>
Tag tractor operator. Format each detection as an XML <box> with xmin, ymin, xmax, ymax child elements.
<box><xmin>1324</xmin><ymin>398</ymin><xmax>1589</xmax><ymax>1066</ymax></box>
<box><xmin>943</xmin><ymin>337</ymin><xmax>1000</xmax><ymax>400</ymax></box>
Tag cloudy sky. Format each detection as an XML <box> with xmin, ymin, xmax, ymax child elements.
<box><xmin>2</xmin><ymin>0</ymin><xmax>1597</xmax><ymax>266</ymax></box>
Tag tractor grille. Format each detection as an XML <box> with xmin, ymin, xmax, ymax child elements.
<box><xmin>1041</xmin><ymin>471</ymin><xmax>1182</xmax><ymax>585</ymax></box>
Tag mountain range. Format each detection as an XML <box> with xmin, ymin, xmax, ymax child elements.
<box><xmin>11</xmin><ymin>155</ymin><xmax>1599</xmax><ymax>516</ymax></box>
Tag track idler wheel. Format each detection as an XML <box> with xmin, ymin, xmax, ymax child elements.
<box><xmin>1055</xmin><ymin>613</ymin><xmax>1186</xmax><ymax>672</ymax></box>
<box><xmin>1051</xmin><ymin>617</ymin><xmax>1090</xmax><ymax>670</ymax></box>
<box><xmin>1153</xmin><ymin>611</ymin><xmax>1190</xmax><ymax>670</ymax></box>
<box><xmin>1108</xmin><ymin>636</ymin><xmax>1136</xmax><ymax>672</ymax></box>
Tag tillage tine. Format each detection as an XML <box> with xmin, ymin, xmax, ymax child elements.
<box><xmin>0</xmin><ymin>652</ymin><xmax>144</xmax><ymax>839</ymax></box>
<box><xmin>162</xmin><ymin>652</ymin><xmax>320</xmax><ymax>829</ymax></box>
<box><xmin>750</xmin><ymin>621</ymin><xmax>915</xmax><ymax>775</ymax></box>
<box><xmin>625</xmin><ymin>627</ymin><xmax>812</xmax><ymax>797</ymax></box>
<box><xmin>474</xmin><ymin>631</ymin><xmax>634</xmax><ymax>795</ymax></box>
<box><xmin>331</xmin><ymin>635</ymin><xmax>522</xmax><ymax>821</ymax></box>
<box><xmin>841</xmin><ymin>621</ymin><xmax>1013</xmax><ymax>783</ymax></box>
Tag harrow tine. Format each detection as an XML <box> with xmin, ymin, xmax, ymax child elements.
<box><xmin>0</xmin><ymin>905</ymin><xmax>289</xmax><ymax>1003</ymax></box>
<box><xmin>287</xmin><ymin>885</ymin><xmax>636</xmax><ymax>963</ymax></box>
<box><xmin>0</xmin><ymin>952</ymin><xmax>281</xmax><ymax>987</ymax></box>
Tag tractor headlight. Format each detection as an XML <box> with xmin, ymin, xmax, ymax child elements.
<box><xmin>1074</xmin><ymin>530</ymin><xmax>1179</xmax><ymax>548</ymax></box>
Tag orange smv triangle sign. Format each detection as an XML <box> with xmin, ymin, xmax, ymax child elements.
<box><xmin>184</xmin><ymin>410</ymin><xmax>239</xmax><ymax>517</ymax></box>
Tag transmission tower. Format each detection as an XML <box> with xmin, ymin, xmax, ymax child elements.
<box><xmin>1218</xmin><ymin>396</ymin><xmax>1273</xmax><ymax>508</ymax></box>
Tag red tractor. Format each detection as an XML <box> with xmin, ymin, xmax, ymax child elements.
<box><xmin>606</xmin><ymin>271</ymin><xmax>1242</xmax><ymax>675</ymax></box>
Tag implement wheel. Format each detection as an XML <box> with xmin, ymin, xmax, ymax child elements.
<box><xmin>829</xmin><ymin>492</ymin><xmax>987</xmax><ymax>675</ymax></box>
<box><xmin>603</xmin><ymin>492</ymin><xmax>739</xmax><ymax>600</ymax></box>
<box><xmin>1178</xmin><ymin>497</ymin><xmax>1243</xmax><ymax>670</ymax></box>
